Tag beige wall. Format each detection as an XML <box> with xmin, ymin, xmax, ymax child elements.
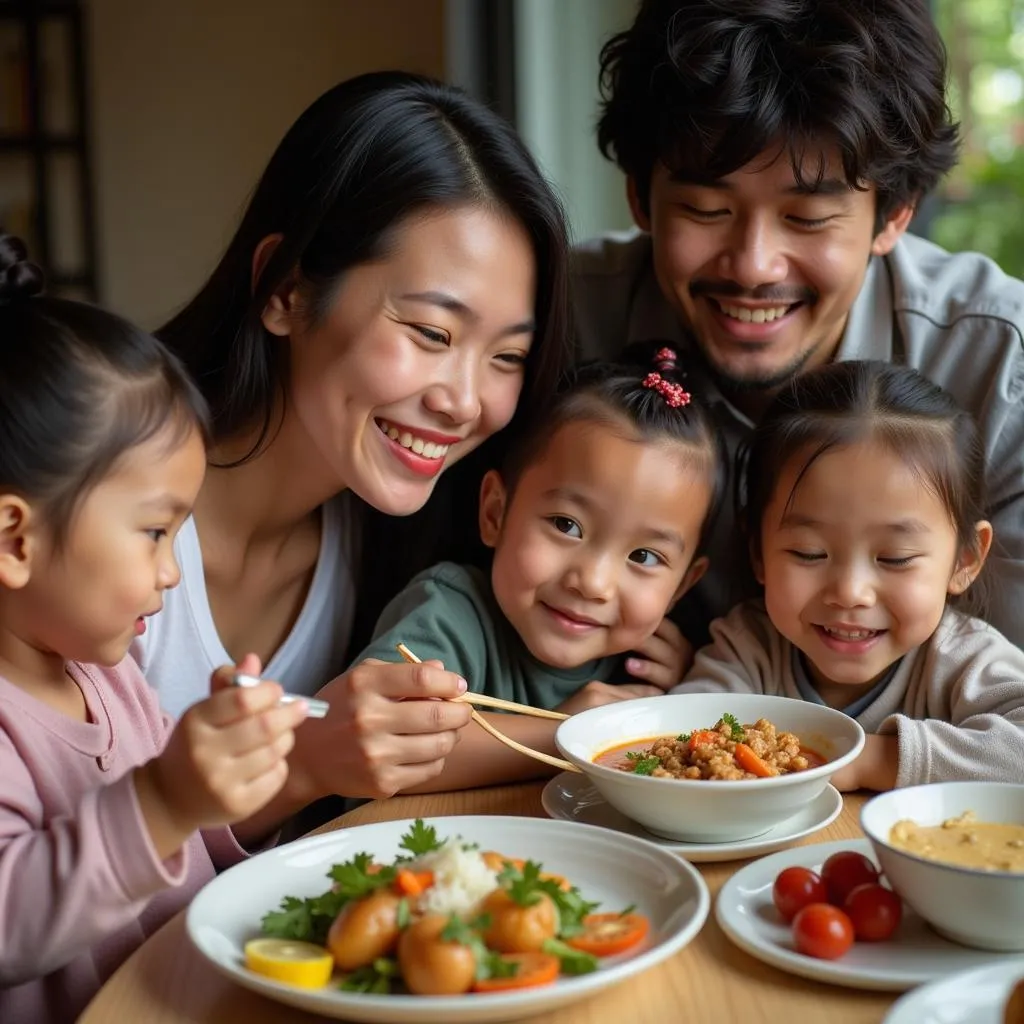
<box><xmin>86</xmin><ymin>0</ymin><xmax>445</xmax><ymax>327</ymax></box>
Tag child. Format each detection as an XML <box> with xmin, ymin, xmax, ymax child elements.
<box><xmin>0</xmin><ymin>236</ymin><xmax>308</xmax><ymax>1023</ymax></box>
<box><xmin>674</xmin><ymin>359</ymin><xmax>1024</xmax><ymax>791</ymax></box>
<box><xmin>353</xmin><ymin>343</ymin><xmax>724</xmax><ymax>790</ymax></box>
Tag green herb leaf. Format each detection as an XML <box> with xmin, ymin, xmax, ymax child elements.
<box><xmin>619</xmin><ymin>903</ymin><xmax>636</xmax><ymax>916</ymax></box>
<box><xmin>440</xmin><ymin>914</ymin><xmax>493</xmax><ymax>979</ymax></box>
<box><xmin>396</xmin><ymin>897</ymin><xmax>410</xmax><ymax>930</ymax></box>
<box><xmin>339</xmin><ymin>958</ymin><xmax>399</xmax><ymax>994</ymax></box>
<box><xmin>500</xmin><ymin>860</ymin><xmax>545</xmax><ymax>906</ymax></box>
<box><xmin>328</xmin><ymin>852</ymin><xmax>396</xmax><ymax>901</ymax></box>
<box><xmin>398</xmin><ymin>819</ymin><xmax>442</xmax><ymax>857</ymax></box>
<box><xmin>541</xmin><ymin>937</ymin><xmax>599</xmax><ymax>975</ymax></box>
<box><xmin>676</xmin><ymin>731</ymin><xmax>691</xmax><ymax>743</ymax></box>
<box><xmin>260</xmin><ymin>887</ymin><xmax>349</xmax><ymax>946</ymax></box>
<box><xmin>479</xmin><ymin>949</ymin><xmax>520</xmax><ymax>980</ymax></box>
<box><xmin>628</xmin><ymin>755</ymin><xmax>661</xmax><ymax>776</ymax></box>
<box><xmin>721</xmin><ymin>713</ymin><xmax>744</xmax><ymax>741</ymax></box>
<box><xmin>537</xmin><ymin>879</ymin><xmax>601</xmax><ymax>938</ymax></box>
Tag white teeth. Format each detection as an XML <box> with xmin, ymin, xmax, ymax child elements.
<box><xmin>824</xmin><ymin>626</ymin><xmax>876</xmax><ymax>641</ymax></box>
<box><xmin>719</xmin><ymin>303</ymin><xmax>790</xmax><ymax>323</ymax></box>
<box><xmin>376</xmin><ymin>420</ymin><xmax>450</xmax><ymax>460</ymax></box>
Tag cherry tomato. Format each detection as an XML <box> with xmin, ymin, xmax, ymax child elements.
<box><xmin>820</xmin><ymin>851</ymin><xmax>879</xmax><ymax>906</ymax></box>
<box><xmin>844</xmin><ymin>883</ymin><xmax>902</xmax><ymax>942</ymax></box>
<box><xmin>792</xmin><ymin>903</ymin><xmax>855</xmax><ymax>960</ymax></box>
<box><xmin>772</xmin><ymin>867</ymin><xmax>828</xmax><ymax>923</ymax></box>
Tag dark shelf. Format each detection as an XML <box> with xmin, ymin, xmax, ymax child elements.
<box><xmin>0</xmin><ymin>131</ymin><xmax>83</xmax><ymax>150</ymax></box>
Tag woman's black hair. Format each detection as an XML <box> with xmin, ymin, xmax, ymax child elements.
<box><xmin>744</xmin><ymin>359</ymin><xmax>988</xmax><ymax>608</ymax></box>
<box><xmin>0</xmin><ymin>234</ymin><xmax>210</xmax><ymax>543</ymax></box>
<box><xmin>156</xmin><ymin>70</ymin><xmax>573</xmax><ymax>651</ymax></box>
<box><xmin>597</xmin><ymin>0</ymin><xmax>959</xmax><ymax>221</ymax></box>
<box><xmin>503</xmin><ymin>340</ymin><xmax>726</xmax><ymax>555</ymax></box>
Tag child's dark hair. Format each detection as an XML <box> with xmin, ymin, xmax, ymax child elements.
<box><xmin>502</xmin><ymin>341</ymin><xmax>726</xmax><ymax>553</ymax></box>
<box><xmin>0</xmin><ymin>235</ymin><xmax>210</xmax><ymax>543</ymax></box>
<box><xmin>745</xmin><ymin>360</ymin><xmax>988</xmax><ymax>605</ymax></box>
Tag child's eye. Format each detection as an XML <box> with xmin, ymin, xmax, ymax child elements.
<box><xmin>549</xmin><ymin>516</ymin><xmax>582</xmax><ymax>538</ymax></box>
<box><xmin>146</xmin><ymin>528</ymin><xmax>168</xmax><ymax>542</ymax></box>
<box><xmin>787</xmin><ymin>549</ymin><xmax>825</xmax><ymax>562</ymax></box>
<box><xmin>878</xmin><ymin>555</ymin><xmax>916</xmax><ymax>568</ymax></box>
<box><xmin>628</xmin><ymin>548</ymin><xmax>662</xmax><ymax>567</ymax></box>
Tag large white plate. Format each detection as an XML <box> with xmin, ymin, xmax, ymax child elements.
<box><xmin>716</xmin><ymin>838</ymin><xmax>1024</xmax><ymax>991</ymax></box>
<box><xmin>187</xmin><ymin>815</ymin><xmax>710</xmax><ymax>1023</ymax></box>
<box><xmin>541</xmin><ymin>771</ymin><xmax>842</xmax><ymax>863</ymax></box>
<box><xmin>883</xmin><ymin>960</ymin><xmax>1024</xmax><ymax>1023</ymax></box>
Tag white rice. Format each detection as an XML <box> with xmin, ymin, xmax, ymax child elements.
<box><xmin>410</xmin><ymin>840</ymin><xmax>499</xmax><ymax>917</ymax></box>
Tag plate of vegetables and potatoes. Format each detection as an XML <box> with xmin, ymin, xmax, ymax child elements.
<box><xmin>186</xmin><ymin>816</ymin><xmax>710</xmax><ymax>1023</ymax></box>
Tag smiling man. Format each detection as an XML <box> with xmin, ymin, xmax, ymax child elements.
<box><xmin>573</xmin><ymin>0</ymin><xmax>1024</xmax><ymax>649</ymax></box>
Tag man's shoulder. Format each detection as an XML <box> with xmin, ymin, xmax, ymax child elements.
<box><xmin>891</xmin><ymin>234</ymin><xmax>1024</xmax><ymax>332</ymax></box>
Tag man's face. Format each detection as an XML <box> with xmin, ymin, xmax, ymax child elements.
<box><xmin>631</xmin><ymin>148</ymin><xmax>912</xmax><ymax>396</ymax></box>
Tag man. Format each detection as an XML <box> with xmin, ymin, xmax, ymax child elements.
<box><xmin>573</xmin><ymin>0</ymin><xmax>1024</xmax><ymax>652</ymax></box>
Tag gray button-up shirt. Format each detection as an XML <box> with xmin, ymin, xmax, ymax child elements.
<box><xmin>571</xmin><ymin>230</ymin><xmax>1024</xmax><ymax>649</ymax></box>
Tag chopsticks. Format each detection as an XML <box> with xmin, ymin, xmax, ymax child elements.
<box><xmin>395</xmin><ymin>644</ymin><xmax>580</xmax><ymax>774</ymax></box>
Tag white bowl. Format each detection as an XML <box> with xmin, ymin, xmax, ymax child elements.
<box><xmin>554</xmin><ymin>693</ymin><xmax>864</xmax><ymax>842</ymax></box>
<box><xmin>861</xmin><ymin>782</ymin><xmax>1024</xmax><ymax>952</ymax></box>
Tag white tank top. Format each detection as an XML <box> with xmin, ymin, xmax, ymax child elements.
<box><xmin>132</xmin><ymin>493</ymin><xmax>358</xmax><ymax>718</ymax></box>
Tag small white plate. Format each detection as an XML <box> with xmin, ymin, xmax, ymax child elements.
<box><xmin>187</xmin><ymin>815</ymin><xmax>710</xmax><ymax>1023</ymax></box>
<box><xmin>883</xmin><ymin>960</ymin><xmax>1024</xmax><ymax>1023</ymax></box>
<box><xmin>541</xmin><ymin>771</ymin><xmax>842</xmax><ymax>862</ymax></box>
<box><xmin>717</xmin><ymin>838</ymin><xmax>1024</xmax><ymax>991</ymax></box>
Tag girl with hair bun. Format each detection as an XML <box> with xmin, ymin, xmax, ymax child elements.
<box><xmin>0</xmin><ymin>236</ymin><xmax>308</xmax><ymax>1023</ymax></box>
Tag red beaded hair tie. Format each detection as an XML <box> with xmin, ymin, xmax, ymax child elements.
<box><xmin>643</xmin><ymin>347</ymin><xmax>691</xmax><ymax>408</ymax></box>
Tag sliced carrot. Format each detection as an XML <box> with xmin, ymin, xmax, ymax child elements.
<box><xmin>735</xmin><ymin>742</ymin><xmax>774</xmax><ymax>778</ymax></box>
<box><xmin>394</xmin><ymin>869</ymin><xmax>434</xmax><ymax>896</ymax></box>
<box><xmin>687</xmin><ymin>729</ymin><xmax>719</xmax><ymax>751</ymax></box>
<box><xmin>565</xmin><ymin>912</ymin><xmax>649</xmax><ymax>956</ymax></box>
<box><xmin>481</xmin><ymin>851</ymin><xmax>525</xmax><ymax>873</ymax></box>
<box><xmin>472</xmin><ymin>952</ymin><xmax>560</xmax><ymax>992</ymax></box>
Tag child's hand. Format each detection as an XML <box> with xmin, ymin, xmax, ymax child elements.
<box><xmin>556</xmin><ymin>680</ymin><xmax>664</xmax><ymax>715</ymax></box>
<box><xmin>624</xmin><ymin>617</ymin><xmax>694</xmax><ymax>690</ymax></box>
<box><xmin>134</xmin><ymin>655</ymin><xmax>307</xmax><ymax>859</ymax></box>
<box><xmin>829</xmin><ymin>735</ymin><xmax>899</xmax><ymax>793</ymax></box>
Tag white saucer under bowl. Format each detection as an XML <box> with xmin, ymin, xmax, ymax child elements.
<box><xmin>716</xmin><ymin>838</ymin><xmax>1024</xmax><ymax>991</ymax></box>
<box><xmin>883</xmin><ymin>960</ymin><xmax>1024</xmax><ymax>1023</ymax></box>
<box><xmin>541</xmin><ymin>771</ymin><xmax>842</xmax><ymax>863</ymax></box>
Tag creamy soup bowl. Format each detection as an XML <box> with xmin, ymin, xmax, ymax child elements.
<box><xmin>554</xmin><ymin>693</ymin><xmax>864</xmax><ymax>843</ymax></box>
<box><xmin>861</xmin><ymin>781</ymin><xmax>1024</xmax><ymax>951</ymax></box>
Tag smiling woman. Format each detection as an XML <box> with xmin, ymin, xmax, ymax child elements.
<box><xmin>132</xmin><ymin>71</ymin><xmax>572</xmax><ymax>813</ymax></box>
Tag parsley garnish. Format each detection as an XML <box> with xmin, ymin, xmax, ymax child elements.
<box><xmin>542</xmin><ymin>937</ymin><xmax>599</xmax><ymax>975</ymax></box>
<box><xmin>339</xmin><ymin>958</ymin><xmax>399</xmax><ymax>994</ymax></box>
<box><xmin>398</xmin><ymin>819</ymin><xmax>442</xmax><ymax>858</ymax></box>
<box><xmin>624</xmin><ymin>750</ymin><xmax>661</xmax><ymax>775</ymax></box>
<box><xmin>676</xmin><ymin>732</ymin><xmax>691</xmax><ymax>743</ymax></box>
<box><xmin>720</xmin><ymin>713</ymin><xmax>745</xmax><ymax>742</ymax></box>
<box><xmin>619</xmin><ymin>903</ymin><xmax>637</xmax><ymax>916</ymax></box>
<box><xmin>328</xmin><ymin>852</ymin><xmax>396</xmax><ymax>900</ymax></box>
<box><xmin>396</xmin><ymin>897</ymin><xmax>410</xmax><ymax>930</ymax></box>
<box><xmin>499</xmin><ymin>859</ymin><xmax>546</xmax><ymax>906</ymax></box>
<box><xmin>440</xmin><ymin>914</ymin><xmax>496</xmax><ymax>979</ymax></box>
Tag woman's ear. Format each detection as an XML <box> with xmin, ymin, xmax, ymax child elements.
<box><xmin>478</xmin><ymin>471</ymin><xmax>508</xmax><ymax>549</ymax></box>
<box><xmin>0</xmin><ymin>495</ymin><xmax>36</xmax><ymax>589</ymax></box>
<box><xmin>253</xmin><ymin>233</ymin><xmax>302</xmax><ymax>338</ymax></box>
<box><xmin>948</xmin><ymin>520</ymin><xmax>994</xmax><ymax>596</ymax></box>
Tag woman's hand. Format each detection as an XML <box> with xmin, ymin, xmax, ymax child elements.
<box><xmin>287</xmin><ymin>658</ymin><xmax>474</xmax><ymax>802</ymax></box>
<box><xmin>624</xmin><ymin>617</ymin><xmax>694</xmax><ymax>690</ymax></box>
<box><xmin>135</xmin><ymin>654</ymin><xmax>306</xmax><ymax>858</ymax></box>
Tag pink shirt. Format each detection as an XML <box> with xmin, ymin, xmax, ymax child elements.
<box><xmin>0</xmin><ymin>659</ymin><xmax>248</xmax><ymax>1024</ymax></box>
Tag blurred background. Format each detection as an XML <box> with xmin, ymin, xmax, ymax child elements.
<box><xmin>0</xmin><ymin>0</ymin><xmax>1019</xmax><ymax>328</ymax></box>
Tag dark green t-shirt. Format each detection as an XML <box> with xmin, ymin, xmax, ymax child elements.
<box><xmin>355</xmin><ymin>561</ymin><xmax>620</xmax><ymax>708</ymax></box>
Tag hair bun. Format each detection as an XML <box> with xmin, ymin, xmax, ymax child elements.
<box><xmin>0</xmin><ymin>234</ymin><xmax>45</xmax><ymax>305</ymax></box>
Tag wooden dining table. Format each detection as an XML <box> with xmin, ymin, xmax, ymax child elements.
<box><xmin>79</xmin><ymin>784</ymin><xmax>901</xmax><ymax>1024</ymax></box>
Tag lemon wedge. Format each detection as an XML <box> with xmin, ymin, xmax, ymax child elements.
<box><xmin>243</xmin><ymin>937</ymin><xmax>334</xmax><ymax>988</ymax></box>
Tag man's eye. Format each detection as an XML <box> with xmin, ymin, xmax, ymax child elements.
<box><xmin>550</xmin><ymin>516</ymin><xmax>582</xmax><ymax>538</ymax></box>
<box><xmin>414</xmin><ymin>325</ymin><xmax>449</xmax><ymax>345</ymax></box>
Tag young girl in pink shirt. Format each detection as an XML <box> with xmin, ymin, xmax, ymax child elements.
<box><xmin>0</xmin><ymin>236</ymin><xmax>308</xmax><ymax>1023</ymax></box>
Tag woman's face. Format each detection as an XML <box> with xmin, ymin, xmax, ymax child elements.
<box><xmin>268</xmin><ymin>204</ymin><xmax>537</xmax><ymax>516</ymax></box>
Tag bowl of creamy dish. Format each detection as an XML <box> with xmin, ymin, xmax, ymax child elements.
<box><xmin>861</xmin><ymin>781</ymin><xmax>1024</xmax><ymax>951</ymax></box>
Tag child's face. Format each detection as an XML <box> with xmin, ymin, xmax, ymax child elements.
<box><xmin>16</xmin><ymin>422</ymin><xmax>206</xmax><ymax>667</ymax></box>
<box><xmin>480</xmin><ymin>419</ymin><xmax>712</xmax><ymax>669</ymax></box>
<box><xmin>758</xmin><ymin>439</ymin><xmax>984</xmax><ymax>699</ymax></box>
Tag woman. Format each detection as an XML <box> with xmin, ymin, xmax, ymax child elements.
<box><xmin>133</xmin><ymin>71</ymin><xmax>571</xmax><ymax>811</ymax></box>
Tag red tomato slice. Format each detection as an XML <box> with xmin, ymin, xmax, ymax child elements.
<box><xmin>472</xmin><ymin>952</ymin><xmax>560</xmax><ymax>992</ymax></box>
<box><xmin>844</xmin><ymin>883</ymin><xmax>902</xmax><ymax>941</ymax></box>
<box><xmin>565</xmin><ymin>913</ymin><xmax>650</xmax><ymax>956</ymax></box>
<box><xmin>792</xmin><ymin>903</ymin><xmax>855</xmax><ymax>960</ymax></box>
<box><xmin>772</xmin><ymin>866</ymin><xmax>828</xmax><ymax>923</ymax></box>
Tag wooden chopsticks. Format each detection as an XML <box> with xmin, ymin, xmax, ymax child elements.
<box><xmin>395</xmin><ymin>643</ymin><xmax>580</xmax><ymax>774</ymax></box>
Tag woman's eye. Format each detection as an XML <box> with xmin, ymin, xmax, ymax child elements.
<box><xmin>414</xmin><ymin>325</ymin><xmax>449</xmax><ymax>345</ymax></box>
<box><xmin>879</xmin><ymin>555</ymin><xmax>915</xmax><ymax>568</ymax></box>
<box><xmin>629</xmin><ymin>548</ymin><xmax>662</xmax><ymax>567</ymax></box>
<box><xmin>495</xmin><ymin>351</ymin><xmax>528</xmax><ymax>367</ymax></box>
<box><xmin>550</xmin><ymin>516</ymin><xmax>582</xmax><ymax>538</ymax></box>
